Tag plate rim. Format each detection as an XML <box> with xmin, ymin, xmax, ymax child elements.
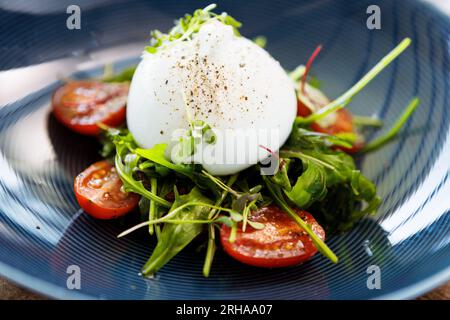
<box><xmin>1</xmin><ymin>259</ymin><xmax>449</xmax><ymax>300</ymax></box>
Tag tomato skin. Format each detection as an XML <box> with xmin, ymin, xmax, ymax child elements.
<box><xmin>52</xmin><ymin>81</ymin><xmax>129</xmax><ymax>136</ymax></box>
<box><xmin>74</xmin><ymin>160</ymin><xmax>139</xmax><ymax>219</ymax></box>
<box><xmin>220</xmin><ymin>206</ymin><xmax>325</xmax><ymax>268</ymax></box>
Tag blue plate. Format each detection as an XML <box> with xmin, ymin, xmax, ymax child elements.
<box><xmin>0</xmin><ymin>0</ymin><xmax>449</xmax><ymax>299</ymax></box>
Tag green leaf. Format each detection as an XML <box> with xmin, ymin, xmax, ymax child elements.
<box><xmin>308</xmin><ymin>76</ymin><xmax>321</xmax><ymax>89</ymax></box>
<box><xmin>281</xmin><ymin>127</ymin><xmax>381</xmax><ymax>234</ymax></box>
<box><xmin>114</xmin><ymin>151</ymin><xmax>171</xmax><ymax>208</ymax></box>
<box><xmin>102</xmin><ymin>66</ymin><xmax>137</xmax><ymax>83</ymax></box>
<box><xmin>284</xmin><ymin>161</ymin><xmax>327</xmax><ymax>208</ymax></box>
<box><xmin>270</xmin><ymin>158</ymin><xmax>292</xmax><ymax>190</ymax></box>
<box><xmin>145</xmin><ymin>4</ymin><xmax>242</xmax><ymax>54</ymax></box>
<box><xmin>296</xmin><ymin>38</ymin><xmax>411</xmax><ymax>125</ymax></box>
<box><xmin>247</xmin><ymin>220</ymin><xmax>265</xmax><ymax>230</ymax></box>
<box><xmin>141</xmin><ymin>188</ymin><xmax>213</xmax><ymax>276</ymax></box>
<box><xmin>202</xmin><ymin>224</ymin><xmax>216</xmax><ymax>277</ymax></box>
<box><xmin>263</xmin><ymin>176</ymin><xmax>338</xmax><ymax>263</ymax></box>
<box><xmin>352</xmin><ymin>115</ymin><xmax>383</xmax><ymax>127</ymax></box>
<box><xmin>215</xmin><ymin>216</ymin><xmax>233</xmax><ymax>227</ymax></box>
<box><xmin>350</xmin><ymin>170</ymin><xmax>377</xmax><ymax>201</ymax></box>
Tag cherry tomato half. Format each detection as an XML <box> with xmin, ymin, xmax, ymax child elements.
<box><xmin>52</xmin><ymin>81</ymin><xmax>129</xmax><ymax>135</ymax></box>
<box><xmin>74</xmin><ymin>160</ymin><xmax>139</xmax><ymax>219</ymax></box>
<box><xmin>220</xmin><ymin>205</ymin><xmax>325</xmax><ymax>268</ymax></box>
<box><xmin>311</xmin><ymin>108</ymin><xmax>354</xmax><ymax>135</ymax></box>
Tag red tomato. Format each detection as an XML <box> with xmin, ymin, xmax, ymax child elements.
<box><xmin>297</xmin><ymin>85</ymin><xmax>363</xmax><ymax>153</ymax></box>
<box><xmin>52</xmin><ymin>81</ymin><xmax>129</xmax><ymax>135</ymax></box>
<box><xmin>220</xmin><ymin>205</ymin><xmax>325</xmax><ymax>268</ymax></box>
<box><xmin>74</xmin><ymin>160</ymin><xmax>139</xmax><ymax>219</ymax></box>
<box><xmin>311</xmin><ymin>108</ymin><xmax>354</xmax><ymax>135</ymax></box>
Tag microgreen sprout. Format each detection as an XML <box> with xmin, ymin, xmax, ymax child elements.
<box><xmin>117</xmin><ymin>201</ymin><xmax>240</xmax><ymax>238</ymax></box>
<box><xmin>145</xmin><ymin>4</ymin><xmax>242</xmax><ymax>54</ymax></box>
<box><xmin>253</xmin><ymin>36</ymin><xmax>267</xmax><ymax>48</ymax></box>
<box><xmin>295</xmin><ymin>38</ymin><xmax>412</xmax><ymax>125</ymax></box>
<box><xmin>361</xmin><ymin>97</ymin><xmax>419</xmax><ymax>152</ymax></box>
<box><xmin>352</xmin><ymin>115</ymin><xmax>384</xmax><ymax>127</ymax></box>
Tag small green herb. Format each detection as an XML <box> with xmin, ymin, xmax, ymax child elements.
<box><xmin>110</xmin><ymin>131</ymin><xmax>172</xmax><ymax>208</ymax></box>
<box><xmin>148</xmin><ymin>177</ymin><xmax>158</xmax><ymax>235</ymax></box>
<box><xmin>140</xmin><ymin>188</ymin><xmax>213</xmax><ymax>276</ymax></box>
<box><xmin>352</xmin><ymin>115</ymin><xmax>383</xmax><ymax>127</ymax></box>
<box><xmin>202</xmin><ymin>224</ymin><xmax>216</xmax><ymax>277</ymax></box>
<box><xmin>362</xmin><ymin>97</ymin><xmax>419</xmax><ymax>153</ymax></box>
<box><xmin>102</xmin><ymin>66</ymin><xmax>137</xmax><ymax>83</ymax></box>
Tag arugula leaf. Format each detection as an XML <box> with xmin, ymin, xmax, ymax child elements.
<box><xmin>253</xmin><ymin>36</ymin><xmax>267</xmax><ymax>48</ymax></box>
<box><xmin>352</xmin><ymin>115</ymin><xmax>383</xmax><ymax>127</ymax></box>
<box><xmin>361</xmin><ymin>97</ymin><xmax>419</xmax><ymax>153</ymax></box>
<box><xmin>296</xmin><ymin>38</ymin><xmax>411</xmax><ymax>125</ymax></box>
<box><xmin>103</xmin><ymin>66</ymin><xmax>136</xmax><ymax>83</ymax></box>
<box><xmin>311</xmin><ymin>185</ymin><xmax>380</xmax><ymax>233</ymax></box>
<box><xmin>141</xmin><ymin>188</ymin><xmax>213</xmax><ymax>276</ymax></box>
<box><xmin>263</xmin><ymin>176</ymin><xmax>338</xmax><ymax>263</ymax></box>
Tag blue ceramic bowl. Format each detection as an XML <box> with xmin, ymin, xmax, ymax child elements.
<box><xmin>0</xmin><ymin>0</ymin><xmax>449</xmax><ymax>299</ymax></box>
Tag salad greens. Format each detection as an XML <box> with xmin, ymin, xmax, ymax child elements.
<box><xmin>102</xmin><ymin>66</ymin><xmax>137</xmax><ymax>83</ymax></box>
<box><xmin>97</xmin><ymin>5</ymin><xmax>419</xmax><ymax>277</ymax></box>
<box><xmin>140</xmin><ymin>187</ymin><xmax>213</xmax><ymax>275</ymax></box>
<box><xmin>145</xmin><ymin>3</ymin><xmax>241</xmax><ymax>54</ymax></box>
<box><xmin>295</xmin><ymin>38</ymin><xmax>412</xmax><ymax>125</ymax></box>
<box><xmin>361</xmin><ymin>97</ymin><xmax>420</xmax><ymax>153</ymax></box>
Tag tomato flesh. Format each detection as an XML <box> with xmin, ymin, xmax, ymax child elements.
<box><xmin>297</xmin><ymin>86</ymin><xmax>363</xmax><ymax>153</ymax></box>
<box><xmin>311</xmin><ymin>108</ymin><xmax>354</xmax><ymax>134</ymax></box>
<box><xmin>220</xmin><ymin>206</ymin><xmax>325</xmax><ymax>268</ymax></box>
<box><xmin>74</xmin><ymin>160</ymin><xmax>139</xmax><ymax>219</ymax></box>
<box><xmin>52</xmin><ymin>81</ymin><xmax>129</xmax><ymax>135</ymax></box>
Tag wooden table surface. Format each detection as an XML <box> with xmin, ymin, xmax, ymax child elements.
<box><xmin>0</xmin><ymin>277</ymin><xmax>448</xmax><ymax>300</ymax></box>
